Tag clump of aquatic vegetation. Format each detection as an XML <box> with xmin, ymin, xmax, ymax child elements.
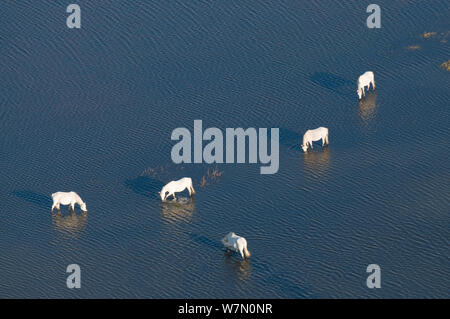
<box><xmin>200</xmin><ymin>167</ymin><xmax>224</xmax><ymax>187</ymax></box>
<box><xmin>440</xmin><ymin>60</ymin><xmax>450</xmax><ymax>71</ymax></box>
<box><xmin>140</xmin><ymin>164</ymin><xmax>223</xmax><ymax>188</ymax></box>
<box><xmin>422</xmin><ymin>31</ymin><xmax>437</xmax><ymax>38</ymax></box>
<box><xmin>422</xmin><ymin>30</ymin><xmax>449</xmax><ymax>43</ymax></box>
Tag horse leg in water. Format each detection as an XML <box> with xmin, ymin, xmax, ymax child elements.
<box><xmin>238</xmin><ymin>247</ymin><xmax>244</xmax><ymax>259</ymax></box>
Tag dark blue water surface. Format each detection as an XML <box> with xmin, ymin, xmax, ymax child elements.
<box><xmin>0</xmin><ymin>0</ymin><xmax>449</xmax><ymax>298</ymax></box>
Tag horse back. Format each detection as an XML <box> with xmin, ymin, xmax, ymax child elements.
<box><xmin>361</xmin><ymin>71</ymin><xmax>374</xmax><ymax>82</ymax></box>
<box><xmin>305</xmin><ymin>127</ymin><xmax>328</xmax><ymax>138</ymax></box>
<box><xmin>180</xmin><ymin>177</ymin><xmax>192</xmax><ymax>184</ymax></box>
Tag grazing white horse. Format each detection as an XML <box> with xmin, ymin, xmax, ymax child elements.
<box><xmin>301</xmin><ymin>127</ymin><xmax>329</xmax><ymax>152</ymax></box>
<box><xmin>159</xmin><ymin>177</ymin><xmax>195</xmax><ymax>201</ymax></box>
<box><xmin>222</xmin><ymin>232</ymin><xmax>251</xmax><ymax>259</ymax></box>
<box><xmin>51</xmin><ymin>191</ymin><xmax>87</xmax><ymax>212</ymax></box>
<box><xmin>357</xmin><ymin>71</ymin><xmax>375</xmax><ymax>100</ymax></box>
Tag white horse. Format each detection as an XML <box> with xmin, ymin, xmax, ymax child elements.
<box><xmin>51</xmin><ymin>191</ymin><xmax>87</xmax><ymax>212</ymax></box>
<box><xmin>301</xmin><ymin>127</ymin><xmax>329</xmax><ymax>152</ymax></box>
<box><xmin>221</xmin><ymin>232</ymin><xmax>251</xmax><ymax>259</ymax></box>
<box><xmin>357</xmin><ymin>71</ymin><xmax>375</xmax><ymax>100</ymax></box>
<box><xmin>159</xmin><ymin>177</ymin><xmax>195</xmax><ymax>201</ymax></box>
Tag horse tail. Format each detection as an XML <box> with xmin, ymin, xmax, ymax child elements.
<box><xmin>189</xmin><ymin>179</ymin><xmax>195</xmax><ymax>195</ymax></box>
<box><xmin>243</xmin><ymin>243</ymin><xmax>251</xmax><ymax>258</ymax></box>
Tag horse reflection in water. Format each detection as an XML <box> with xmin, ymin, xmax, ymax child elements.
<box><xmin>160</xmin><ymin>197</ymin><xmax>195</xmax><ymax>224</ymax></box>
<box><xmin>223</xmin><ymin>252</ymin><xmax>252</xmax><ymax>281</ymax></box>
<box><xmin>52</xmin><ymin>211</ymin><xmax>88</xmax><ymax>238</ymax></box>
<box><xmin>303</xmin><ymin>147</ymin><xmax>331</xmax><ymax>178</ymax></box>
<box><xmin>358</xmin><ymin>91</ymin><xmax>377</xmax><ymax>124</ymax></box>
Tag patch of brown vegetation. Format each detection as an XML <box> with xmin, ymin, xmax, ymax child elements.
<box><xmin>408</xmin><ymin>31</ymin><xmax>449</xmax><ymax>53</ymax></box>
<box><xmin>440</xmin><ymin>60</ymin><xmax>450</xmax><ymax>71</ymax></box>
<box><xmin>140</xmin><ymin>163</ymin><xmax>223</xmax><ymax>188</ymax></box>
<box><xmin>423</xmin><ymin>32</ymin><xmax>437</xmax><ymax>38</ymax></box>
<box><xmin>200</xmin><ymin>175</ymin><xmax>207</xmax><ymax>187</ymax></box>
<box><xmin>200</xmin><ymin>166</ymin><xmax>224</xmax><ymax>187</ymax></box>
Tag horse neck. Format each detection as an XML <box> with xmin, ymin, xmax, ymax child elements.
<box><xmin>303</xmin><ymin>133</ymin><xmax>309</xmax><ymax>144</ymax></box>
<box><xmin>162</xmin><ymin>185</ymin><xmax>171</xmax><ymax>195</ymax></box>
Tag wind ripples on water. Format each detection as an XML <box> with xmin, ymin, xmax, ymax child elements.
<box><xmin>0</xmin><ymin>0</ymin><xmax>448</xmax><ymax>298</ymax></box>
